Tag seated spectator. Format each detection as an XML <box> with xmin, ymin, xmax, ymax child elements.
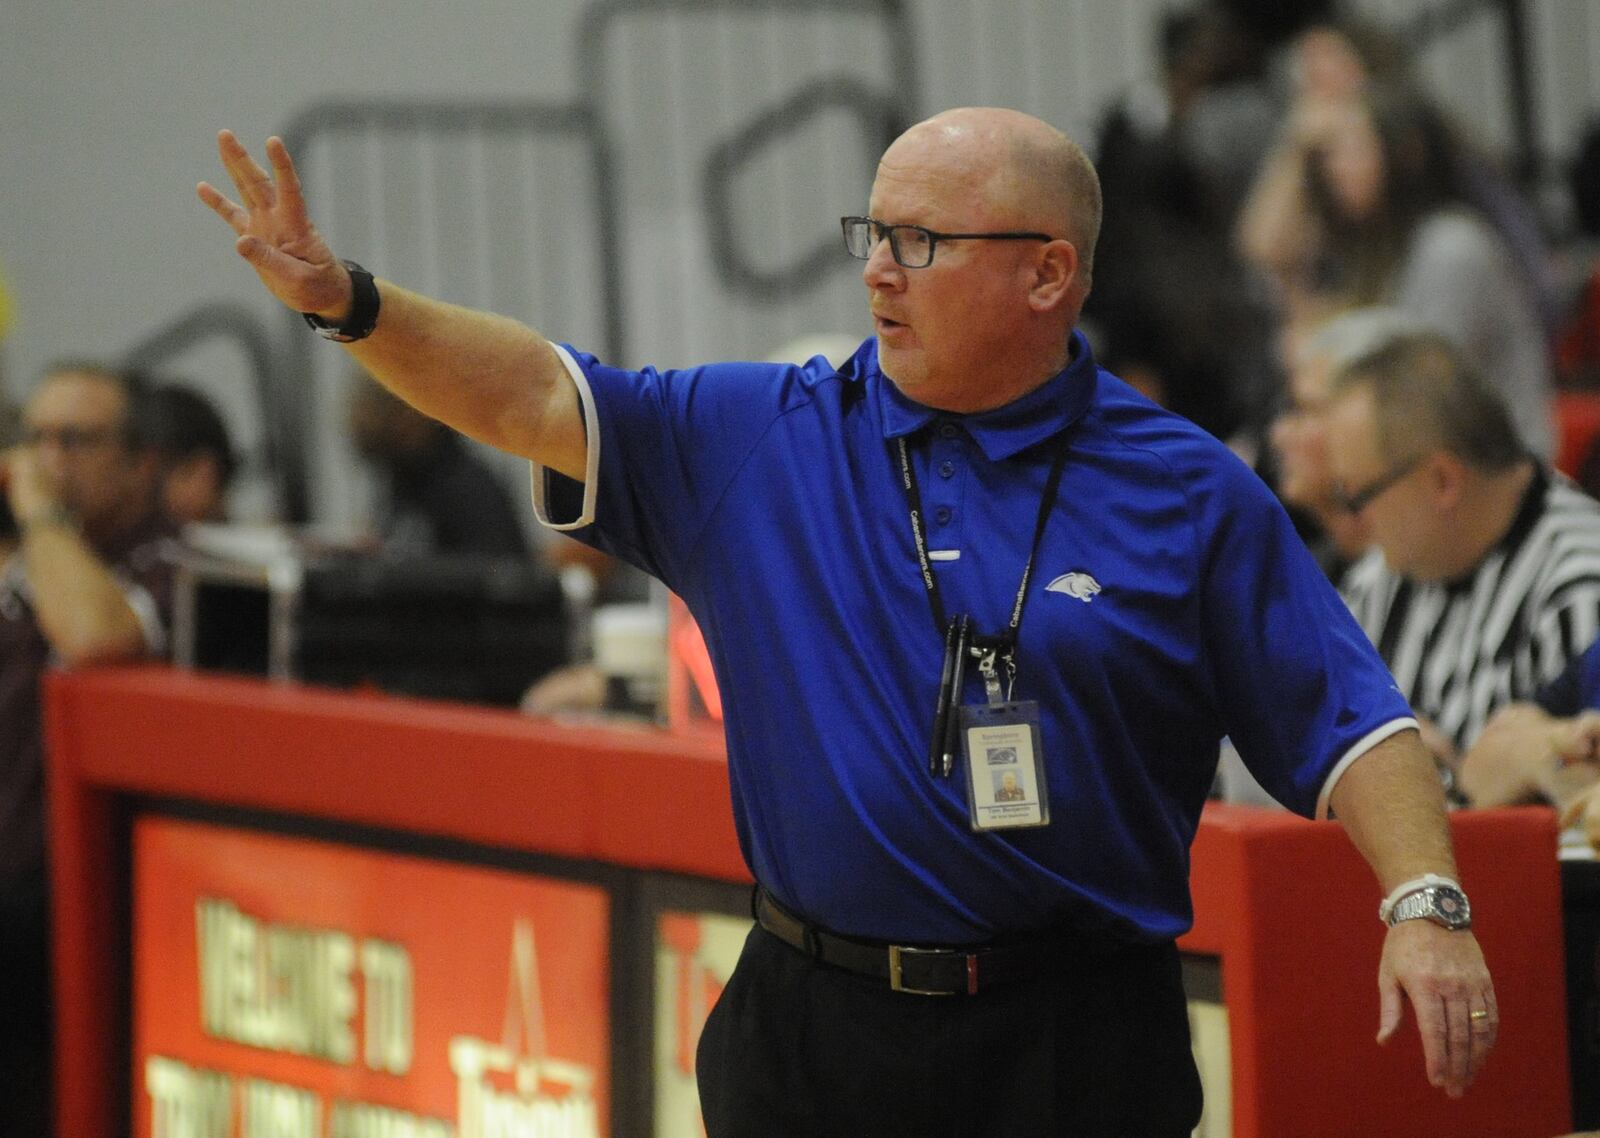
<box><xmin>0</xmin><ymin>361</ymin><xmax>177</xmax><ymax>1136</ymax></box>
<box><xmin>1238</xmin><ymin>81</ymin><xmax>1554</xmax><ymax>456</ymax></box>
<box><xmin>1290</xmin><ymin>17</ymin><xmax>1558</xmax><ymax>329</ymax></box>
<box><xmin>146</xmin><ymin>382</ymin><xmax>236</xmax><ymax>525</ymax></box>
<box><xmin>1327</xmin><ymin>322</ymin><xmax>1600</xmax><ymax>775</ymax></box>
<box><xmin>349</xmin><ymin>363</ymin><xmax>618</xmax><ymax>685</ymax></box>
<box><xmin>347</xmin><ymin>366</ymin><xmax>528</xmax><ymax>557</ymax></box>
<box><xmin>1089</xmin><ymin>3</ymin><xmax>1278</xmax><ymax>445</ymax></box>
<box><xmin>1269</xmin><ymin>309</ymin><xmax>1399</xmax><ymax>578</ymax></box>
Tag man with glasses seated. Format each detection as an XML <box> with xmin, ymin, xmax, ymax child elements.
<box><xmin>201</xmin><ymin>106</ymin><xmax>1496</xmax><ymax>1135</ymax></box>
<box><xmin>1267</xmin><ymin>308</ymin><xmax>1401</xmax><ymax>580</ymax></box>
<box><xmin>0</xmin><ymin>362</ymin><xmax>176</xmax><ymax>1135</ymax></box>
<box><xmin>1328</xmin><ymin>315</ymin><xmax>1600</xmax><ymax>783</ymax></box>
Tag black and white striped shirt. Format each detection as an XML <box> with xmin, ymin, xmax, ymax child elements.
<box><xmin>1339</xmin><ymin>468</ymin><xmax>1600</xmax><ymax>750</ymax></box>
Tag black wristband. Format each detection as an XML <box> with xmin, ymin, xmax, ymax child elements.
<box><xmin>302</xmin><ymin>260</ymin><xmax>380</xmax><ymax>342</ymax></box>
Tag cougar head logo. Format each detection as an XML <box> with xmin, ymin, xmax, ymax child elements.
<box><xmin>1045</xmin><ymin>572</ymin><xmax>1101</xmax><ymax>602</ymax></box>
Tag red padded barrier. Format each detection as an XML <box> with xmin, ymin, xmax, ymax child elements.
<box><xmin>46</xmin><ymin>668</ymin><xmax>1571</xmax><ymax>1137</ymax></box>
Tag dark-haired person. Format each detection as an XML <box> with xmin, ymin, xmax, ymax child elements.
<box><xmin>1239</xmin><ymin>83</ymin><xmax>1553</xmax><ymax>456</ymax></box>
<box><xmin>0</xmin><ymin>362</ymin><xmax>177</xmax><ymax>1134</ymax></box>
<box><xmin>346</xmin><ymin>367</ymin><xmax>527</xmax><ymax>557</ymax></box>
<box><xmin>147</xmin><ymin>383</ymin><xmax>236</xmax><ymax>525</ymax></box>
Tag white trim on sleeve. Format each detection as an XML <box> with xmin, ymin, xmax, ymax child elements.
<box><xmin>1315</xmin><ymin>716</ymin><xmax>1420</xmax><ymax>820</ymax></box>
<box><xmin>529</xmin><ymin>343</ymin><xmax>600</xmax><ymax>531</ymax></box>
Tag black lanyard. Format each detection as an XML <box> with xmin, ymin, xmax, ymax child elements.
<box><xmin>893</xmin><ymin>428</ymin><xmax>1072</xmax><ymax>653</ymax></box>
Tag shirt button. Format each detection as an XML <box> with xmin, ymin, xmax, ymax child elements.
<box><xmin>935</xmin><ymin>506</ymin><xmax>953</xmax><ymax>525</ymax></box>
<box><xmin>938</xmin><ymin>460</ymin><xmax>955</xmax><ymax>479</ymax></box>
<box><xmin>939</xmin><ymin>422</ymin><xmax>959</xmax><ymax>439</ymax></box>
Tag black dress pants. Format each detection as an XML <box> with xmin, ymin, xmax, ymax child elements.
<box><xmin>697</xmin><ymin>923</ymin><xmax>1203</xmax><ymax>1137</ymax></box>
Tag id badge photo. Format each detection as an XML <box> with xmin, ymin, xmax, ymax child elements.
<box><xmin>959</xmin><ymin>700</ymin><xmax>1049</xmax><ymax>831</ymax></box>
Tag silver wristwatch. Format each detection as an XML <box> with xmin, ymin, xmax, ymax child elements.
<box><xmin>1385</xmin><ymin>882</ymin><xmax>1472</xmax><ymax>930</ymax></box>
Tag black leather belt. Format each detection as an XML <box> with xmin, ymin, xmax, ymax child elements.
<box><xmin>754</xmin><ymin>887</ymin><xmax>1083</xmax><ymax>997</ymax></box>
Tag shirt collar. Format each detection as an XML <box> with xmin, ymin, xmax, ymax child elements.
<box><xmin>1440</xmin><ymin>458</ymin><xmax>1544</xmax><ymax>593</ymax></box>
<box><xmin>866</xmin><ymin>330</ymin><xmax>1099</xmax><ymax>461</ymax></box>
<box><xmin>1492</xmin><ymin>459</ymin><xmax>1547</xmax><ymax>555</ymax></box>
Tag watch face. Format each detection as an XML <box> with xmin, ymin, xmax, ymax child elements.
<box><xmin>1427</xmin><ymin>885</ymin><xmax>1471</xmax><ymax>929</ymax></box>
<box><xmin>1390</xmin><ymin>885</ymin><xmax>1472</xmax><ymax>929</ymax></box>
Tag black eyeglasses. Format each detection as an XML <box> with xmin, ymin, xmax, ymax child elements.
<box><xmin>1336</xmin><ymin>456</ymin><xmax>1421</xmax><ymax>514</ymax></box>
<box><xmin>840</xmin><ymin>216</ymin><xmax>1058</xmax><ymax>269</ymax></box>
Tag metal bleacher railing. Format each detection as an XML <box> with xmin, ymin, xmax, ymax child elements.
<box><xmin>120</xmin><ymin>0</ymin><xmax>1585</xmax><ymax>530</ymax></box>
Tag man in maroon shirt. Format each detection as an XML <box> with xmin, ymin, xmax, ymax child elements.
<box><xmin>0</xmin><ymin>362</ymin><xmax>176</xmax><ymax>1135</ymax></box>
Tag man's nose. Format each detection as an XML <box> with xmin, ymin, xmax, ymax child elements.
<box><xmin>862</xmin><ymin>237</ymin><xmax>903</xmax><ymax>290</ymax></box>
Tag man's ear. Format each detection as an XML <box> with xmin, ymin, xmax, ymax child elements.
<box><xmin>1027</xmin><ymin>240</ymin><xmax>1078</xmax><ymax>314</ymax></box>
<box><xmin>1427</xmin><ymin>451</ymin><xmax>1467</xmax><ymax>509</ymax></box>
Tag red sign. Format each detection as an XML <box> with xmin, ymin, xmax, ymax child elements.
<box><xmin>132</xmin><ymin>817</ymin><xmax>610</xmax><ymax>1137</ymax></box>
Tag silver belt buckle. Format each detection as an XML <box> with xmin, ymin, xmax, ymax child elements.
<box><xmin>887</xmin><ymin>944</ymin><xmax>960</xmax><ymax>996</ymax></box>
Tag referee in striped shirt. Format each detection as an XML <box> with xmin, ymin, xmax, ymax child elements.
<box><xmin>1325</xmin><ymin>315</ymin><xmax>1600</xmax><ymax>779</ymax></box>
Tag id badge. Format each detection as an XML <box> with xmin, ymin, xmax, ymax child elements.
<box><xmin>959</xmin><ymin>700</ymin><xmax>1049</xmax><ymax>831</ymax></box>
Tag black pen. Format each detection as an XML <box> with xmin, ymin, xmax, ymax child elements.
<box><xmin>928</xmin><ymin>615</ymin><xmax>960</xmax><ymax>777</ymax></box>
<box><xmin>940</xmin><ymin>615</ymin><xmax>971</xmax><ymax>777</ymax></box>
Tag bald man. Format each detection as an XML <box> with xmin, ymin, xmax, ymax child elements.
<box><xmin>203</xmin><ymin>107</ymin><xmax>1494</xmax><ymax>1134</ymax></box>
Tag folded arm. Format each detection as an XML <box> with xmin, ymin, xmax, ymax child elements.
<box><xmin>2</xmin><ymin>448</ymin><xmax>148</xmax><ymax>666</ymax></box>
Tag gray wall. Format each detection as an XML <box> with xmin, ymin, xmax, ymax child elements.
<box><xmin>3</xmin><ymin>0</ymin><xmax>1597</xmax><ymax>528</ymax></box>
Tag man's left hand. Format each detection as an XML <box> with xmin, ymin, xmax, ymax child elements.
<box><xmin>1376</xmin><ymin>919</ymin><xmax>1497</xmax><ymax>1097</ymax></box>
<box><xmin>1459</xmin><ymin>703</ymin><xmax>1556</xmax><ymax>807</ymax></box>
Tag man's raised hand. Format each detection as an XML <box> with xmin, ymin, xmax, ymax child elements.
<box><xmin>197</xmin><ymin>131</ymin><xmax>351</xmax><ymax>320</ymax></box>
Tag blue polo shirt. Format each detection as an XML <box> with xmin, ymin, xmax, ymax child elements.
<box><xmin>535</xmin><ymin>332</ymin><xmax>1414</xmax><ymax>945</ymax></box>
